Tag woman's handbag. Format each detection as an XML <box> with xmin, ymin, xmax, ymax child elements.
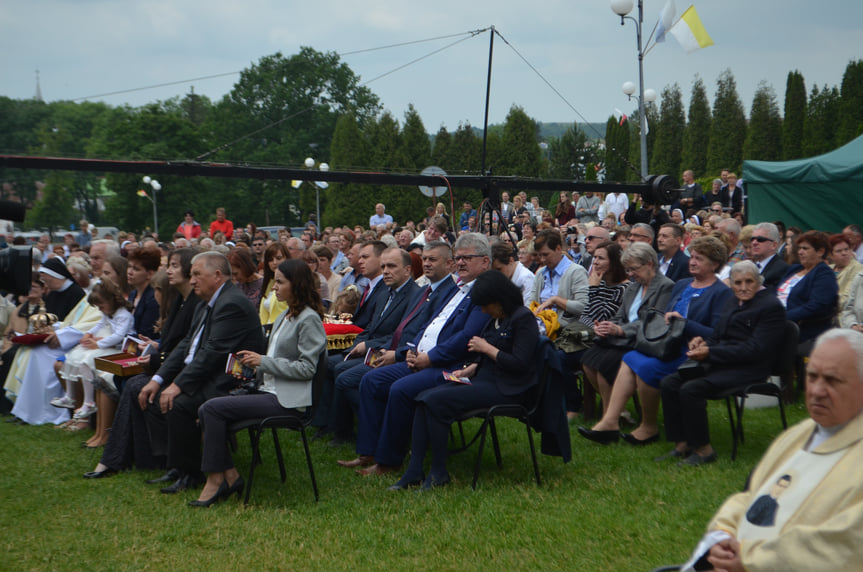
<box><xmin>634</xmin><ymin>309</ymin><xmax>686</xmax><ymax>361</ymax></box>
<box><xmin>554</xmin><ymin>321</ymin><xmax>595</xmax><ymax>353</ymax></box>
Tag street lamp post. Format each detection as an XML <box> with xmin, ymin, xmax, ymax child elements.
<box><xmin>303</xmin><ymin>158</ymin><xmax>329</xmax><ymax>231</ymax></box>
<box><xmin>611</xmin><ymin>0</ymin><xmax>656</xmax><ymax>180</ymax></box>
<box><xmin>141</xmin><ymin>176</ymin><xmax>161</xmax><ymax>235</ymax></box>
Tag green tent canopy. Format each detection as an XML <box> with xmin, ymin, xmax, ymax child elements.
<box><xmin>744</xmin><ymin>135</ymin><xmax>863</xmax><ymax>232</ymax></box>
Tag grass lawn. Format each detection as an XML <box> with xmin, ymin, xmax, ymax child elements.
<box><xmin>0</xmin><ymin>399</ymin><xmax>808</xmax><ymax>571</ymax></box>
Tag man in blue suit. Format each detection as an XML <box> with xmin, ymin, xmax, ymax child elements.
<box><xmin>339</xmin><ymin>234</ymin><xmax>491</xmax><ymax>475</ymax></box>
<box><xmin>321</xmin><ymin>247</ymin><xmax>420</xmax><ymax>443</ymax></box>
<box><xmin>657</xmin><ymin>223</ymin><xmax>691</xmax><ymax>283</ymax></box>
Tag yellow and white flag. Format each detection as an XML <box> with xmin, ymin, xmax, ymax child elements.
<box><xmin>668</xmin><ymin>5</ymin><xmax>713</xmax><ymax>54</ymax></box>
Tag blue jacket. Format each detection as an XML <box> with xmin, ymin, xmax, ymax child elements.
<box><xmin>410</xmin><ymin>284</ymin><xmax>490</xmax><ymax>368</ymax></box>
<box><xmin>782</xmin><ymin>261</ymin><xmax>838</xmax><ymax>342</ymax></box>
<box><xmin>666</xmin><ymin>278</ymin><xmax>732</xmax><ymax>341</ymax></box>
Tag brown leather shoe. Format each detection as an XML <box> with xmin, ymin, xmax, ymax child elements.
<box><xmin>356</xmin><ymin>463</ymin><xmax>400</xmax><ymax>477</ymax></box>
<box><xmin>336</xmin><ymin>455</ymin><xmax>374</xmax><ymax>468</ymax></box>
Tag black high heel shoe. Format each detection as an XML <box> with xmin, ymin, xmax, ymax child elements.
<box><xmin>188</xmin><ymin>480</ymin><xmax>229</xmax><ymax>508</ymax></box>
<box><xmin>223</xmin><ymin>475</ymin><xmax>245</xmax><ymax>500</ymax></box>
<box><xmin>577</xmin><ymin>426</ymin><xmax>621</xmax><ymax>444</ymax></box>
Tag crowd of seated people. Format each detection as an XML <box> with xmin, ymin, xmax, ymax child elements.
<box><xmin>1</xmin><ymin>183</ymin><xmax>861</xmax><ymax>515</ymax></box>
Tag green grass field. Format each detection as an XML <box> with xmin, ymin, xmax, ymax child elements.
<box><xmin>0</xmin><ymin>399</ymin><xmax>808</xmax><ymax>571</ymax></box>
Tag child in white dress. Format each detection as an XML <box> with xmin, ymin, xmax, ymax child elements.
<box><xmin>52</xmin><ymin>280</ymin><xmax>134</xmax><ymax>420</ymax></box>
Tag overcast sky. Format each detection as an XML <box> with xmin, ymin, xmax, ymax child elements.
<box><xmin>2</xmin><ymin>0</ymin><xmax>862</xmax><ymax>137</ymax></box>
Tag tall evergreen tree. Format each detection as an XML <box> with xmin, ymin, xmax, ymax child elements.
<box><xmin>604</xmin><ymin>116</ymin><xmax>631</xmax><ymax>183</ymax></box>
<box><xmin>430</xmin><ymin>125</ymin><xmax>451</xmax><ymax>168</ymax></box>
<box><xmin>650</xmin><ymin>83</ymin><xmax>685</xmax><ymax>178</ymax></box>
<box><xmin>627</xmin><ymin>101</ymin><xmax>659</xmax><ymax>181</ymax></box>
<box><xmin>499</xmin><ymin>105</ymin><xmax>541</xmax><ymax>177</ymax></box>
<box><xmin>325</xmin><ymin>112</ymin><xmax>367</xmax><ymax>227</ymax></box>
<box><xmin>837</xmin><ymin>59</ymin><xmax>863</xmax><ymax>145</ymax></box>
<box><xmin>782</xmin><ymin>70</ymin><xmax>807</xmax><ymax>159</ymax></box>
<box><xmin>682</xmin><ymin>76</ymin><xmax>711</xmax><ymax>177</ymax></box>
<box><xmin>706</xmin><ymin>69</ymin><xmax>747</xmax><ymax>174</ymax></box>
<box><xmin>547</xmin><ymin>123</ymin><xmax>589</xmax><ymax>179</ymax></box>
<box><xmin>450</xmin><ymin>122</ymin><xmax>482</xmax><ymax>174</ymax></box>
<box><xmin>803</xmin><ymin>84</ymin><xmax>841</xmax><ymax>157</ymax></box>
<box><xmin>744</xmin><ymin>82</ymin><xmax>783</xmax><ymax>161</ymax></box>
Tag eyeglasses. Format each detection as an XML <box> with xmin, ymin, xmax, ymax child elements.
<box><xmin>629</xmin><ymin>233</ymin><xmax>652</xmax><ymax>241</ymax></box>
<box><xmin>711</xmin><ymin>208</ymin><xmax>723</xmax><ymax>213</ymax></box>
<box><xmin>624</xmin><ymin>265</ymin><xmax>644</xmax><ymax>274</ymax></box>
<box><xmin>454</xmin><ymin>254</ymin><xmax>484</xmax><ymax>262</ymax></box>
<box><xmin>750</xmin><ymin>236</ymin><xmax>774</xmax><ymax>243</ymax></box>
<box><xmin>585</xmin><ymin>235</ymin><xmax>603</xmax><ymax>241</ymax></box>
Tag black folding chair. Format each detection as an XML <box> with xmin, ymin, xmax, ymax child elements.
<box><xmin>228</xmin><ymin>349</ymin><xmax>327</xmax><ymax>504</ymax></box>
<box><xmin>448</xmin><ymin>337</ymin><xmax>555</xmax><ymax>489</ymax></box>
<box><xmin>714</xmin><ymin>320</ymin><xmax>799</xmax><ymax>460</ymax></box>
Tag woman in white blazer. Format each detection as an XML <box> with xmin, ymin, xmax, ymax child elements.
<box><xmin>192</xmin><ymin>259</ymin><xmax>326</xmax><ymax>507</ymax></box>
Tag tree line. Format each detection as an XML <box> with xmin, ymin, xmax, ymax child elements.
<box><xmin>1</xmin><ymin>47</ymin><xmax>861</xmax><ymax>235</ymax></box>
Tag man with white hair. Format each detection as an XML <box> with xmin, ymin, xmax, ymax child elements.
<box><xmin>369</xmin><ymin>203</ymin><xmax>393</xmax><ymax>229</ymax></box>
<box><xmin>717</xmin><ymin>218</ymin><xmax>746</xmax><ymax>265</ymax></box>
<box><xmin>682</xmin><ymin>329</ymin><xmax>863</xmax><ymax>571</ymax></box>
<box><xmin>749</xmin><ymin>222</ymin><xmax>789</xmax><ymax>290</ymax></box>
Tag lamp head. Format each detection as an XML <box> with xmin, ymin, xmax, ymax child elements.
<box><xmin>622</xmin><ymin>81</ymin><xmax>636</xmax><ymax>97</ymax></box>
<box><xmin>644</xmin><ymin>88</ymin><xmax>658</xmax><ymax>103</ymax></box>
<box><xmin>611</xmin><ymin>0</ymin><xmax>634</xmax><ymax>17</ymax></box>
<box><xmin>319</xmin><ymin>162</ymin><xmax>329</xmax><ymax>172</ymax></box>
<box><xmin>304</xmin><ymin>157</ymin><xmax>315</xmax><ymax>168</ymax></box>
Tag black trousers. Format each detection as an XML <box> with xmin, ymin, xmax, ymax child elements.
<box><xmin>660</xmin><ymin>372</ymin><xmax>727</xmax><ymax>449</ymax></box>
<box><xmin>198</xmin><ymin>393</ymin><xmax>298</xmax><ymax>473</ymax></box>
<box><xmin>100</xmin><ymin>375</ymin><xmax>165</xmax><ymax>471</ymax></box>
<box><xmin>144</xmin><ymin>382</ymin><xmax>227</xmax><ymax>475</ymax></box>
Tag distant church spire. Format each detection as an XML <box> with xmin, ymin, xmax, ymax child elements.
<box><xmin>34</xmin><ymin>69</ymin><xmax>43</xmax><ymax>102</ymax></box>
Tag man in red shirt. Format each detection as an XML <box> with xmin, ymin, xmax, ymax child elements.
<box><xmin>208</xmin><ymin>207</ymin><xmax>233</xmax><ymax>241</ymax></box>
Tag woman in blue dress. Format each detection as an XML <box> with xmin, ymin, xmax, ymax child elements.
<box><xmin>579</xmin><ymin>236</ymin><xmax>732</xmax><ymax>446</ymax></box>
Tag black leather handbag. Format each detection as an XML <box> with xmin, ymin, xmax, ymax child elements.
<box><xmin>634</xmin><ymin>309</ymin><xmax>686</xmax><ymax>361</ymax></box>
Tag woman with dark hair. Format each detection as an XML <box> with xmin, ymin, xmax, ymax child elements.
<box><xmin>227</xmin><ymin>247</ymin><xmax>263</xmax><ymax>309</ymax></box>
<box><xmin>102</xmin><ymin>255</ymin><xmax>129</xmax><ymax>298</ymax></box>
<box><xmin>84</xmin><ymin>248</ymin><xmax>202</xmax><ymax>477</ymax></box>
<box><xmin>388</xmin><ymin>270</ymin><xmax>539</xmax><ymax>491</ymax></box>
<box><xmin>259</xmin><ymin>242</ymin><xmax>290</xmax><ymax>325</ymax></box>
<box><xmin>126</xmin><ymin>245</ymin><xmax>162</xmax><ymax>340</ymax></box>
<box><xmin>777</xmin><ymin>230</ymin><xmax>838</xmax><ymax>346</ymax></box>
<box><xmin>190</xmin><ymin>259</ymin><xmax>326</xmax><ymax>506</ymax></box>
<box><xmin>579</xmin><ymin>241</ymin><xmax>629</xmax><ymax>325</ymax></box>
<box><xmin>554</xmin><ymin>191</ymin><xmax>576</xmax><ymax>227</ymax></box>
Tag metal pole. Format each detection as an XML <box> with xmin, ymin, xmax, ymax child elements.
<box><xmin>152</xmin><ymin>185</ymin><xmax>159</xmax><ymax>236</ymax></box>
<box><xmin>637</xmin><ymin>0</ymin><xmax>648</xmax><ymax>181</ymax></box>
<box><xmin>315</xmin><ymin>187</ymin><xmax>320</xmax><ymax>233</ymax></box>
<box><xmin>480</xmin><ymin>26</ymin><xmax>495</xmax><ymax>175</ymax></box>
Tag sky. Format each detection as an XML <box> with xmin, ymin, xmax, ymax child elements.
<box><xmin>2</xmin><ymin>0</ymin><xmax>862</xmax><ymax>138</ymax></box>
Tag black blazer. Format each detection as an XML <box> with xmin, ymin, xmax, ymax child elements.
<box><xmin>760</xmin><ymin>256</ymin><xmax>790</xmax><ymax>291</ymax></box>
<box><xmin>663</xmin><ymin>250</ymin><xmax>691</xmax><ymax>283</ymax></box>
<box><xmin>471</xmin><ymin>305</ymin><xmax>540</xmax><ymax>396</ymax></box>
<box><xmin>148</xmin><ymin>292</ymin><xmax>201</xmax><ymax>373</ymax></box>
<box><xmin>705</xmin><ymin>289</ymin><xmax>787</xmax><ymax>385</ymax></box>
<box><xmin>353</xmin><ymin>279</ymin><xmax>420</xmax><ymax>350</ymax></box>
<box><xmin>352</xmin><ymin>279</ymin><xmax>388</xmax><ymax>330</ymax></box>
<box><xmin>129</xmin><ymin>285</ymin><xmax>160</xmax><ymax>340</ymax></box>
<box><xmin>156</xmin><ymin>281</ymin><xmax>266</xmax><ymax>396</ymax></box>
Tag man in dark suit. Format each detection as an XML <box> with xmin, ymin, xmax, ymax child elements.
<box><xmin>138</xmin><ymin>252</ymin><xmax>266</xmax><ymax>493</ymax></box>
<box><xmin>657</xmin><ymin>223</ymin><xmax>691</xmax><ymax>282</ymax></box>
<box><xmin>339</xmin><ymin>234</ymin><xmax>489</xmax><ymax>475</ymax></box>
<box><xmin>351</xmin><ymin>241</ymin><xmax>388</xmax><ymax>329</ymax></box>
<box><xmin>319</xmin><ymin>247</ymin><xmax>420</xmax><ymax>443</ymax></box>
<box><xmin>749</xmin><ymin>222</ymin><xmax>789</xmax><ymax>291</ymax></box>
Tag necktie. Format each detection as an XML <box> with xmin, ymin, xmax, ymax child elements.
<box><xmin>360</xmin><ymin>282</ymin><xmax>371</xmax><ymax>307</ymax></box>
<box><xmin>389</xmin><ymin>286</ymin><xmax>432</xmax><ymax>350</ymax></box>
<box><xmin>381</xmin><ymin>289</ymin><xmax>396</xmax><ymax>316</ymax></box>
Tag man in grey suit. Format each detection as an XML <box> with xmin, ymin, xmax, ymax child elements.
<box><xmin>139</xmin><ymin>252</ymin><xmax>266</xmax><ymax>493</ymax></box>
<box><xmin>318</xmin><ymin>248</ymin><xmax>419</xmax><ymax>443</ymax></box>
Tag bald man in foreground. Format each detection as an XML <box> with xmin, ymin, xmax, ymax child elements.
<box><xmin>681</xmin><ymin>328</ymin><xmax>863</xmax><ymax>571</ymax></box>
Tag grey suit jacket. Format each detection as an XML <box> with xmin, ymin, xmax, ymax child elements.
<box><xmin>530</xmin><ymin>260</ymin><xmax>590</xmax><ymax>327</ymax></box>
<box><xmin>259</xmin><ymin>306</ymin><xmax>327</xmax><ymax>409</ymax></box>
<box><xmin>613</xmin><ymin>272</ymin><xmax>675</xmax><ymax>341</ymax></box>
